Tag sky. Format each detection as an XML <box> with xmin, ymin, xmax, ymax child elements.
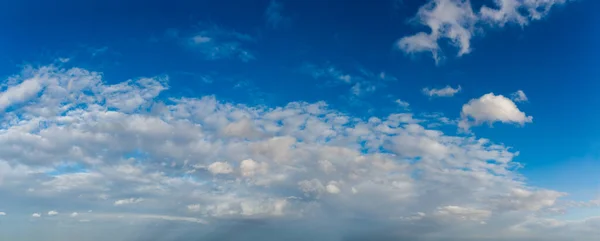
<box><xmin>0</xmin><ymin>0</ymin><xmax>599</xmax><ymax>240</ymax></box>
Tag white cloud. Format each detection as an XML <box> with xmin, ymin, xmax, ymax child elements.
<box><xmin>511</xmin><ymin>90</ymin><xmax>528</xmax><ymax>102</ymax></box>
<box><xmin>47</xmin><ymin>210</ymin><xmax>59</xmax><ymax>216</ymax></box>
<box><xmin>459</xmin><ymin>92</ymin><xmax>533</xmax><ymax>130</ymax></box>
<box><xmin>32</xmin><ymin>213</ymin><xmax>41</xmax><ymax>218</ymax></box>
<box><xmin>0</xmin><ymin>65</ymin><xmax>594</xmax><ymax>240</ymax></box>
<box><xmin>395</xmin><ymin>99</ymin><xmax>410</xmax><ymax>108</ymax></box>
<box><xmin>398</xmin><ymin>0</ymin><xmax>568</xmax><ymax>63</ymax></box>
<box><xmin>437</xmin><ymin>205</ymin><xmax>491</xmax><ymax>222</ymax></box>
<box><xmin>423</xmin><ymin>85</ymin><xmax>461</xmax><ymax>97</ymax></box>
<box><xmin>187</xmin><ymin>204</ymin><xmax>202</xmax><ymax>212</ymax></box>
<box><xmin>0</xmin><ymin>212</ymin><xmax>6</xmax><ymax>216</ymax></box>
<box><xmin>70</xmin><ymin>212</ymin><xmax>79</xmax><ymax>217</ymax></box>
<box><xmin>207</xmin><ymin>161</ymin><xmax>233</xmax><ymax>175</ymax></box>
<box><xmin>114</xmin><ymin>198</ymin><xmax>144</xmax><ymax>206</ymax></box>
<box><xmin>326</xmin><ymin>182</ymin><xmax>341</xmax><ymax>194</ymax></box>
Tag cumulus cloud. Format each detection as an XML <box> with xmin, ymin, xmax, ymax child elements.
<box><xmin>398</xmin><ymin>0</ymin><xmax>568</xmax><ymax>63</ymax></box>
<box><xmin>459</xmin><ymin>92</ymin><xmax>533</xmax><ymax>130</ymax></box>
<box><xmin>32</xmin><ymin>213</ymin><xmax>41</xmax><ymax>218</ymax></box>
<box><xmin>0</xmin><ymin>212</ymin><xmax>6</xmax><ymax>216</ymax></box>
<box><xmin>48</xmin><ymin>210</ymin><xmax>59</xmax><ymax>216</ymax></box>
<box><xmin>70</xmin><ymin>212</ymin><xmax>79</xmax><ymax>217</ymax></box>
<box><xmin>207</xmin><ymin>162</ymin><xmax>233</xmax><ymax>175</ymax></box>
<box><xmin>423</xmin><ymin>85</ymin><xmax>461</xmax><ymax>97</ymax></box>
<box><xmin>0</xmin><ymin>65</ymin><xmax>595</xmax><ymax>240</ymax></box>
<box><xmin>511</xmin><ymin>90</ymin><xmax>528</xmax><ymax>102</ymax></box>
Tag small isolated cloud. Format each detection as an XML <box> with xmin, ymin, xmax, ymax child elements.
<box><xmin>172</xmin><ymin>24</ymin><xmax>256</xmax><ymax>62</ymax></box>
<box><xmin>114</xmin><ymin>198</ymin><xmax>144</xmax><ymax>206</ymax></box>
<box><xmin>265</xmin><ymin>0</ymin><xmax>291</xmax><ymax>29</ymax></box>
<box><xmin>301</xmin><ymin>63</ymin><xmax>396</xmax><ymax>96</ymax></box>
<box><xmin>47</xmin><ymin>210</ymin><xmax>58</xmax><ymax>216</ymax></box>
<box><xmin>397</xmin><ymin>0</ymin><xmax>568</xmax><ymax>63</ymax></box>
<box><xmin>459</xmin><ymin>93</ymin><xmax>533</xmax><ymax>131</ymax></box>
<box><xmin>511</xmin><ymin>90</ymin><xmax>528</xmax><ymax>102</ymax></box>
<box><xmin>0</xmin><ymin>212</ymin><xmax>6</xmax><ymax>216</ymax></box>
<box><xmin>423</xmin><ymin>85</ymin><xmax>461</xmax><ymax>97</ymax></box>
<box><xmin>32</xmin><ymin>213</ymin><xmax>41</xmax><ymax>218</ymax></box>
<box><xmin>70</xmin><ymin>212</ymin><xmax>79</xmax><ymax>217</ymax></box>
<box><xmin>395</xmin><ymin>99</ymin><xmax>410</xmax><ymax>108</ymax></box>
<box><xmin>207</xmin><ymin>161</ymin><xmax>233</xmax><ymax>175</ymax></box>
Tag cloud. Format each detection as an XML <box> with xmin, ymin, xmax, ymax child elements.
<box><xmin>207</xmin><ymin>162</ymin><xmax>234</xmax><ymax>175</ymax></box>
<box><xmin>48</xmin><ymin>210</ymin><xmax>59</xmax><ymax>216</ymax></box>
<box><xmin>265</xmin><ymin>0</ymin><xmax>291</xmax><ymax>29</ymax></box>
<box><xmin>0</xmin><ymin>212</ymin><xmax>6</xmax><ymax>216</ymax></box>
<box><xmin>71</xmin><ymin>212</ymin><xmax>79</xmax><ymax>217</ymax></box>
<box><xmin>301</xmin><ymin>63</ymin><xmax>396</xmax><ymax>96</ymax></box>
<box><xmin>395</xmin><ymin>99</ymin><xmax>410</xmax><ymax>108</ymax></box>
<box><xmin>166</xmin><ymin>24</ymin><xmax>256</xmax><ymax>62</ymax></box>
<box><xmin>397</xmin><ymin>0</ymin><xmax>568</xmax><ymax>63</ymax></box>
<box><xmin>114</xmin><ymin>198</ymin><xmax>145</xmax><ymax>206</ymax></box>
<box><xmin>423</xmin><ymin>85</ymin><xmax>461</xmax><ymax>97</ymax></box>
<box><xmin>0</xmin><ymin>64</ymin><xmax>596</xmax><ymax>240</ymax></box>
<box><xmin>511</xmin><ymin>90</ymin><xmax>528</xmax><ymax>102</ymax></box>
<box><xmin>32</xmin><ymin>213</ymin><xmax>41</xmax><ymax>218</ymax></box>
<box><xmin>436</xmin><ymin>205</ymin><xmax>491</xmax><ymax>222</ymax></box>
<box><xmin>459</xmin><ymin>92</ymin><xmax>533</xmax><ymax>130</ymax></box>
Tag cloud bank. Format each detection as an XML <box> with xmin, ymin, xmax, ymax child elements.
<box><xmin>0</xmin><ymin>64</ymin><xmax>596</xmax><ymax>241</ymax></box>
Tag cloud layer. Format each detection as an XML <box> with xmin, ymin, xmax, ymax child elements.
<box><xmin>0</xmin><ymin>65</ymin><xmax>595</xmax><ymax>241</ymax></box>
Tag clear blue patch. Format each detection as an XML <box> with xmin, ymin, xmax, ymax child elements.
<box><xmin>123</xmin><ymin>148</ymin><xmax>149</xmax><ymax>164</ymax></box>
<box><xmin>46</xmin><ymin>162</ymin><xmax>89</xmax><ymax>176</ymax></box>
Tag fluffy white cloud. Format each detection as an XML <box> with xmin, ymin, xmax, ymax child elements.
<box><xmin>0</xmin><ymin>65</ymin><xmax>595</xmax><ymax>240</ymax></box>
<box><xmin>459</xmin><ymin>92</ymin><xmax>533</xmax><ymax>130</ymax></box>
<box><xmin>32</xmin><ymin>213</ymin><xmax>41</xmax><ymax>218</ymax></box>
<box><xmin>70</xmin><ymin>212</ymin><xmax>79</xmax><ymax>217</ymax></box>
<box><xmin>114</xmin><ymin>198</ymin><xmax>144</xmax><ymax>206</ymax></box>
<box><xmin>398</xmin><ymin>0</ymin><xmax>568</xmax><ymax>63</ymax></box>
<box><xmin>423</xmin><ymin>85</ymin><xmax>461</xmax><ymax>97</ymax></box>
<box><xmin>207</xmin><ymin>162</ymin><xmax>233</xmax><ymax>174</ymax></box>
<box><xmin>48</xmin><ymin>210</ymin><xmax>59</xmax><ymax>216</ymax></box>
<box><xmin>0</xmin><ymin>212</ymin><xmax>6</xmax><ymax>216</ymax></box>
<box><xmin>512</xmin><ymin>90</ymin><xmax>528</xmax><ymax>102</ymax></box>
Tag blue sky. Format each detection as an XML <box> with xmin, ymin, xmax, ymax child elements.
<box><xmin>0</xmin><ymin>0</ymin><xmax>599</xmax><ymax>240</ymax></box>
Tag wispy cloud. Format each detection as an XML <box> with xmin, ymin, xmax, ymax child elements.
<box><xmin>422</xmin><ymin>85</ymin><xmax>461</xmax><ymax>97</ymax></box>
<box><xmin>397</xmin><ymin>0</ymin><xmax>568</xmax><ymax>64</ymax></box>
<box><xmin>511</xmin><ymin>90</ymin><xmax>528</xmax><ymax>102</ymax></box>
<box><xmin>395</xmin><ymin>99</ymin><xmax>410</xmax><ymax>108</ymax></box>
<box><xmin>265</xmin><ymin>0</ymin><xmax>291</xmax><ymax>29</ymax></box>
<box><xmin>166</xmin><ymin>24</ymin><xmax>256</xmax><ymax>62</ymax></box>
<box><xmin>301</xmin><ymin>63</ymin><xmax>397</xmax><ymax>96</ymax></box>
